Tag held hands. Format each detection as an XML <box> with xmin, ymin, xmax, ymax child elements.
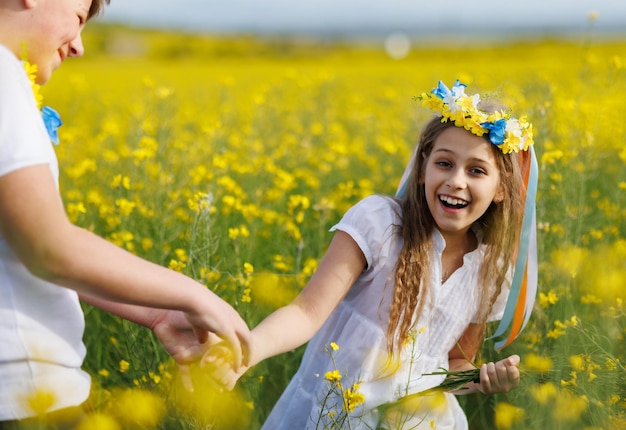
<box><xmin>200</xmin><ymin>334</ymin><xmax>249</xmax><ymax>391</ymax></box>
<box><xmin>477</xmin><ymin>354</ymin><xmax>521</xmax><ymax>394</ymax></box>
<box><xmin>150</xmin><ymin>310</ymin><xmax>215</xmax><ymax>391</ymax></box>
<box><xmin>181</xmin><ymin>289</ymin><xmax>252</xmax><ymax>371</ymax></box>
<box><xmin>150</xmin><ymin>302</ymin><xmax>250</xmax><ymax>391</ymax></box>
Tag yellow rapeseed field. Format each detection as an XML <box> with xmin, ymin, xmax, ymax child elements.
<box><xmin>37</xmin><ymin>22</ymin><xmax>626</xmax><ymax>429</ymax></box>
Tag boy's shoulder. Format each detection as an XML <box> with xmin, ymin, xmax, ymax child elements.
<box><xmin>0</xmin><ymin>44</ymin><xmax>22</xmax><ymax>81</ymax></box>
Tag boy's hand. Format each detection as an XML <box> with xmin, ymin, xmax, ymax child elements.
<box><xmin>183</xmin><ymin>290</ymin><xmax>251</xmax><ymax>371</ymax></box>
<box><xmin>477</xmin><ymin>354</ymin><xmax>521</xmax><ymax>394</ymax></box>
<box><xmin>151</xmin><ymin>310</ymin><xmax>215</xmax><ymax>391</ymax></box>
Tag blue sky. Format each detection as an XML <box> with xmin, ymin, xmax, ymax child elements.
<box><xmin>101</xmin><ymin>0</ymin><xmax>626</xmax><ymax>37</ymax></box>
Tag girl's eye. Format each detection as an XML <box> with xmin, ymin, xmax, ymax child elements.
<box><xmin>435</xmin><ymin>160</ymin><xmax>451</xmax><ymax>168</ymax></box>
<box><xmin>469</xmin><ymin>167</ymin><xmax>487</xmax><ymax>175</ymax></box>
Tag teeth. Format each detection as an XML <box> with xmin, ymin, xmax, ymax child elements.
<box><xmin>440</xmin><ymin>196</ymin><xmax>468</xmax><ymax>206</ymax></box>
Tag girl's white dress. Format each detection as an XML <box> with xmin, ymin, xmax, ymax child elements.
<box><xmin>261</xmin><ymin>195</ymin><xmax>508</xmax><ymax>430</ymax></box>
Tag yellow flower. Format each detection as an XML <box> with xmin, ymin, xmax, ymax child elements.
<box><xmin>569</xmin><ymin>355</ymin><xmax>585</xmax><ymax>372</ymax></box>
<box><xmin>111</xmin><ymin>174</ymin><xmax>130</xmax><ymax>189</ymax></box>
<box><xmin>494</xmin><ymin>402</ymin><xmax>525</xmax><ymax>429</ymax></box>
<box><xmin>174</xmin><ymin>248</ymin><xmax>188</xmax><ymax>262</ymax></box>
<box><xmin>241</xmin><ymin>288</ymin><xmax>252</xmax><ymax>303</ymax></box>
<box><xmin>168</xmin><ymin>259</ymin><xmax>186</xmax><ymax>272</ymax></box>
<box><xmin>330</xmin><ymin>342</ymin><xmax>340</xmax><ymax>351</ymax></box>
<box><xmin>76</xmin><ymin>413</ymin><xmax>121</xmax><ymax>430</ymax></box>
<box><xmin>148</xmin><ymin>371</ymin><xmax>161</xmax><ymax>384</ymax></box>
<box><xmin>529</xmin><ymin>382</ymin><xmax>557</xmax><ymax>404</ymax></box>
<box><xmin>23</xmin><ymin>60</ymin><xmax>43</xmax><ymax>109</ymax></box>
<box><xmin>552</xmin><ymin>391</ymin><xmax>588</xmax><ymax>422</ymax></box>
<box><xmin>25</xmin><ymin>389</ymin><xmax>56</xmax><ymax>416</ymax></box>
<box><xmin>539</xmin><ymin>290</ymin><xmax>559</xmax><ymax>308</ymax></box>
<box><xmin>560</xmin><ymin>371</ymin><xmax>578</xmax><ymax>387</ymax></box>
<box><xmin>108</xmin><ymin>388</ymin><xmax>166</xmax><ymax>428</ymax></box>
<box><xmin>343</xmin><ymin>386</ymin><xmax>366</xmax><ymax>413</ymax></box>
<box><xmin>523</xmin><ymin>353</ymin><xmax>553</xmax><ymax>373</ymax></box>
<box><xmin>119</xmin><ymin>360</ymin><xmax>130</xmax><ymax>373</ymax></box>
<box><xmin>243</xmin><ymin>262</ymin><xmax>254</xmax><ymax>274</ymax></box>
<box><xmin>324</xmin><ymin>369</ymin><xmax>342</xmax><ymax>383</ymax></box>
<box><xmin>580</xmin><ymin>294</ymin><xmax>602</xmax><ymax>304</ymax></box>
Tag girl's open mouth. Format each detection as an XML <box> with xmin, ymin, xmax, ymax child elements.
<box><xmin>439</xmin><ymin>195</ymin><xmax>469</xmax><ymax>209</ymax></box>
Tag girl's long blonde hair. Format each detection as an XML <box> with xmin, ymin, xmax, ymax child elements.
<box><xmin>386</xmin><ymin>116</ymin><xmax>523</xmax><ymax>355</ymax></box>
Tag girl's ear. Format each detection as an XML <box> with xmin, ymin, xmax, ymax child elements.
<box><xmin>493</xmin><ymin>184</ymin><xmax>505</xmax><ymax>203</ymax></box>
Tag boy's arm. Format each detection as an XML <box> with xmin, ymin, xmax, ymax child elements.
<box><xmin>0</xmin><ymin>165</ymin><xmax>250</xmax><ymax>366</ymax></box>
<box><xmin>81</xmin><ymin>294</ymin><xmax>210</xmax><ymax>391</ymax></box>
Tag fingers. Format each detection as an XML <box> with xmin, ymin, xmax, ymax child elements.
<box><xmin>178</xmin><ymin>363</ymin><xmax>195</xmax><ymax>392</ymax></box>
<box><xmin>221</xmin><ymin>332</ymin><xmax>243</xmax><ymax>372</ymax></box>
<box><xmin>479</xmin><ymin>355</ymin><xmax>521</xmax><ymax>394</ymax></box>
<box><xmin>201</xmin><ymin>345</ymin><xmax>240</xmax><ymax>390</ymax></box>
<box><xmin>194</xmin><ymin>327</ymin><xmax>209</xmax><ymax>345</ymax></box>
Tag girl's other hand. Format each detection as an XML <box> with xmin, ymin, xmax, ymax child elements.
<box><xmin>478</xmin><ymin>354</ymin><xmax>521</xmax><ymax>394</ymax></box>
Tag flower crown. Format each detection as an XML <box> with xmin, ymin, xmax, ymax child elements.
<box><xmin>416</xmin><ymin>80</ymin><xmax>534</xmax><ymax>154</ymax></box>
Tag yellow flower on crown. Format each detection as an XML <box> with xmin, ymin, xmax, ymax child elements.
<box><xmin>416</xmin><ymin>80</ymin><xmax>534</xmax><ymax>154</ymax></box>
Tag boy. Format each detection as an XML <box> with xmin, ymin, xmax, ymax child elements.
<box><xmin>0</xmin><ymin>0</ymin><xmax>250</xmax><ymax>427</ymax></box>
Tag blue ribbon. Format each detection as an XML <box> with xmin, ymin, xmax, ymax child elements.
<box><xmin>491</xmin><ymin>146</ymin><xmax>539</xmax><ymax>349</ymax></box>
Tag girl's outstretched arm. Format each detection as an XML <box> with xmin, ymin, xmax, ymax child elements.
<box><xmin>250</xmin><ymin>230</ymin><xmax>365</xmax><ymax>360</ymax></box>
<box><xmin>204</xmin><ymin>230</ymin><xmax>366</xmax><ymax>388</ymax></box>
<box><xmin>0</xmin><ymin>165</ymin><xmax>250</xmax><ymax>368</ymax></box>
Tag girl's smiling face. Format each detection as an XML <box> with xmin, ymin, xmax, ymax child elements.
<box><xmin>423</xmin><ymin>126</ymin><xmax>504</xmax><ymax>241</ymax></box>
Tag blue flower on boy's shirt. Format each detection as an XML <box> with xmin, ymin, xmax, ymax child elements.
<box><xmin>41</xmin><ymin>106</ymin><xmax>62</xmax><ymax>145</ymax></box>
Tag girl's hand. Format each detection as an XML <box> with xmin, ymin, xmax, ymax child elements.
<box><xmin>477</xmin><ymin>354</ymin><xmax>521</xmax><ymax>394</ymax></box>
<box><xmin>201</xmin><ymin>338</ymin><xmax>248</xmax><ymax>391</ymax></box>
<box><xmin>183</xmin><ymin>289</ymin><xmax>252</xmax><ymax>371</ymax></box>
<box><xmin>151</xmin><ymin>310</ymin><xmax>214</xmax><ymax>391</ymax></box>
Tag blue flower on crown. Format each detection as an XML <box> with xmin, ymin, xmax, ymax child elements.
<box><xmin>480</xmin><ymin>118</ymin><xmax>507</xmax><ymax>146</ymax></box>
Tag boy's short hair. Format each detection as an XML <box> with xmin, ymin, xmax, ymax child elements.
<box><xmin>88</xmin><ymin>0</ymin><xmax>111</xmax><ymax>21</ymax></box>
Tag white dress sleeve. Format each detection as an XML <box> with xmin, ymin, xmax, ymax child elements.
<box><xmin>329</xmin><ymin>195</ymin><xmax>401</xmax><ymax>277</ymax></box>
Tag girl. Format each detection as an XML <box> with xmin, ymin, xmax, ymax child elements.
<box><xmin>207</xmin><ymin>80</ymin><xmax>536</xmax><ymax>429</ymax></box>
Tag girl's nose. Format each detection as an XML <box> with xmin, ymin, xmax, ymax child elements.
<box><xmin>68</xmin><ymin>33</ymin><xmax>85</xmax><ymax>57</ymax></box>
<box><xmin>446</xmin><ymin>169</ymin><xmax>467</xmax><ymax>189</ymax></box>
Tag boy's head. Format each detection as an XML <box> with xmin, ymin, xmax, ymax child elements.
<box><xmin>88</xmin><ymin>0</ymin><xmax>110</xmax><ymax>21</ymax></box>
<box><xmin>0</xmin><ymin>0</ymin><xmax>110</xmax><ymax>84</ymax></box>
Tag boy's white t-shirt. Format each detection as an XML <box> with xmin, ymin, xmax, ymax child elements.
<box><xmin>0</xmin><ymin>44</ymin><xmax>91</xmax><ymax>420</ymax></box>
